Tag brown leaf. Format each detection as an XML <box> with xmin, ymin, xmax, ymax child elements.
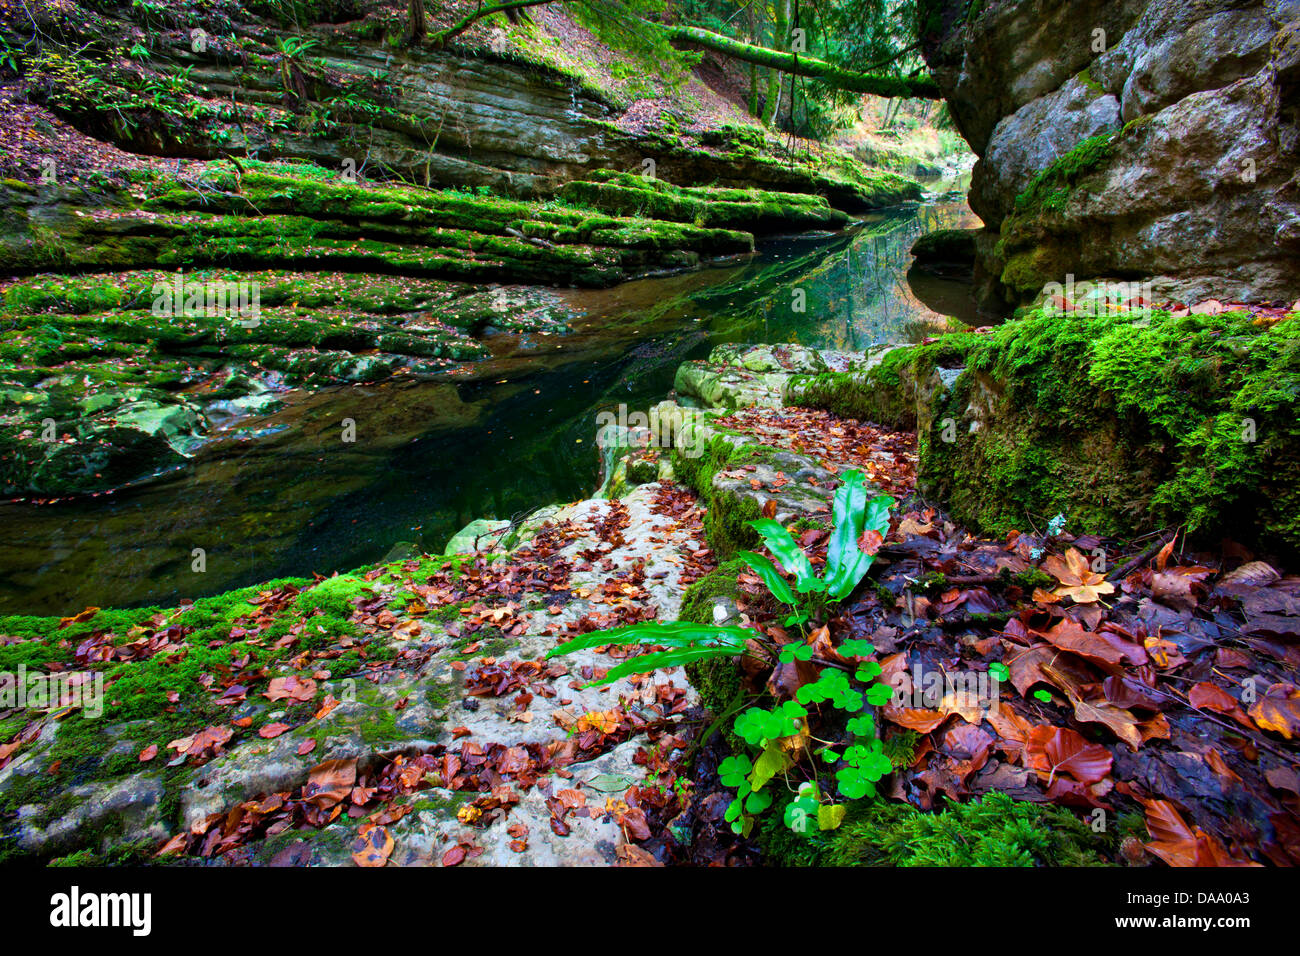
<box><xmin>350</xmin><ymin>823</ymin><xmax>394</xmax><ymax>867</ymax></box>
<box><xmin>881</xmin><ymin>703</ymin><xmax>949</xmax><ymax>733</ymax></box>
<box><xmin>767</xmin><ymin>657</ymin><xmax>818</xmax><ymax>700</ymax></box>
<box><xmin>1043</xmin><ymin>548</ymin><xmax>1115</xmax><ymax>604</ymax></box>
<box><xmin>442</xmin><ymin>845</ymin><xmax>467</xmax><ymax>867</ymax></box>
<box><xmin>138</xmin><ymin>744</ymin><xmax>158</xmax><ymax>762</ymax></box>
<box><xmin>1024</xmin><ymin>725</ymin><xmax>1112</xmax><ymax>784</ymax></box>
<box><xmin>1217</xmin><ymin>561</ymin><xmax>1280</xmax><ymax>591</ymax></box>
<box><xmin>1248</xmin><ymin>683</ymin><xmax>1300</xmax><ymax>739</ymax></box>
<box><xmin>1005</xmin><ymin>643</ymin><xmax>1095</xmax><ymax>698</ymax></box>
<box><xmin>58</xmin><ymin>606</ymin><xmax>100</xmax><ymax>629</ymax></box>
<box><xmin>1140</xmin><ymin>799</ymin><xmax>1257</xmax><ymax>867</ymax></box>
<box><xmin>857</xmin><ymin>529</ymin><xmax>884</xmax><ymax>556</ymax></box>
<box><xmin>258</xmin><ymin>722</ymin><xmax>291</xmax><ymax>739</ymax></box>
<box><xmin>556</xmin><ymin>788</ymin><xmax>587</xmax><ymax>808</ymax></box>
<box><xmin>1188</xmin><ymin>682</ymin><xmax>1252</xmax><ymax>728</ymax></box>
<box><xmin>616</xmin><ymin>843</ymin><xmax>661</xmax><ymax>866</ymax></box>
<box><xmin>1032</xmin><ymin>617</ymin><xmax>1146</xmax><ymax>669</ymax></box>
<box><xmin>265</xmin><ymin>675</ymin><xmax>317</xmax><ymax>703</ymax></box>
<box><xmin>304</xmin><ymin>757</ymin><xmax>357</xmax><ymax>809</ymax></box>
<box><xmin>1153</xmin><ymin>536</ymin><xmax>1177</xmax><ymax>572</ymax></box>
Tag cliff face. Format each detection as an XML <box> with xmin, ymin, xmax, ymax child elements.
<box><xmin>920</xmin><ymin>0</ymin><xmax>1300</xmax><ymax>313</ymax></box>
<box><xmin>1</xmin><ymin>1</ymin><xmax>918</xmax><ymax>211</ymax></box>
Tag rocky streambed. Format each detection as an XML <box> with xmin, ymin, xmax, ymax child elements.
<box><xmin>0</xmin><ymin>342</ymin><xmax>909</xmax><ymax>867</ymax></box>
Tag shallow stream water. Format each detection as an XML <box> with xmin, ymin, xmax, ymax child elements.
<box><xmin>0</xmin><ymin>191</ymin><xmax>978</xmax><ymax>615</ymax></box>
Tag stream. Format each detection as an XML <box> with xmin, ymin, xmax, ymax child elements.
<box><xmin>0</xmin><ymin>189</ymin><xmax>978</xmax><ymax>616</ymax></box>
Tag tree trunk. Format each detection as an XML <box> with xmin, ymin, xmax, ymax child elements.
<box><xmin>409</xmin><ymin>0</ymin><xmax>425</xmax><ymax>43</ymax></box>
<box><xmin>761</xmin><ymin>0</ymin><xmax>789</xmax><ymax>127</ymax></box>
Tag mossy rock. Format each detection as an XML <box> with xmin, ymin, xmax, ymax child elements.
<box><xmin>792</xmin><ymin>309</ymin><xmax>1300</xmax><ymax>554</ymax></box>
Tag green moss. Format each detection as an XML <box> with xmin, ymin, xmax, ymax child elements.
<box><xmin>796</xmin><ymin>309</ymin><xmax>1300</xmax><ymax>553</ymax></box>
<box><xmin>881</xmin><ymin>730</ymin><xmax>920</xmax><ymax>770</ymax></box>
<box><xmin>679</xmin><ymin>558</ymin><xmax>746</xmax><ymax>626</ymax></box>
<box><xmin>678</xmin><ymin>559</ymin><xmax>748</xmax><ymax>729</ymax></box>
<box><xmin>1077</xmin><ymin>67</ymin><xmax>1105</xmax><ymax>95</ymax></box>
<box><xmin>671</xmin><ymin>435</ymin><xmax>758</xmax><ymax>556</ymax></box>
<box><xmin>1012</xmin><ymin>132</ymin><xmax>1116</xmax><ymax>217</ymax></box>
<box><xmin>557</xmin><ymin>170</ymin><xmax>847</xmax><ymax>233</ymax></box>
<box><xmin>763</xmin><ymin>793</ymin><xmax>1115</xmax><ymax>867</ymax></box>
<box><xmin>826</xmin><ymin>793</ymin><xmax>1113</xmax><ymax>866</ymax></box>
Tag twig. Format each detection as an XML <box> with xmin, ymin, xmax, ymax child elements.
<box><xmin>1106</xmin><ymin>528</ymin><xmax>1178</xmax><ymax>581</ymax></box>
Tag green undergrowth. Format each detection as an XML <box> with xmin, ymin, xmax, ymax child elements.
<box><xmin>671</xmin><ymin>434</ymin><xmax>765</xmax><ymax>556</ymax></box>
<box><xmin>678</xmin><ymin>558</ymin><xmax>748</xmax><ymax>751</ymax></box>
<box><xmin>790</xmin><ymin>309</ymin><xmax>1300</xmax><ymax>552</ymax></box>
<box><xmin>1011</xmin><ymin>132</ymin><xmax>1116</xmax><ymax>217</ymax></box>
<box><xmin>995</xmin><ymin>131</ymin><xmax>1125</xmax><ymax>298</ymax></box>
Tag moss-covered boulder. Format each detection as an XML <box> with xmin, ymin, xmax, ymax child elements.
<box><xmin>789</xmin><ymin>307</ymin><xmax>1300</xmax><ymax>553</ymax></box>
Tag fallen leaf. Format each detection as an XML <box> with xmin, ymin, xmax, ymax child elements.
<box><xmin>1043</xmin><ymin>548</ymin><xmax>1115</xmax><ymax>603</ymax></box>
<box><xmin>1248</xmin><ymin>683</ymin><xmax>1300</xmax><ymax>739</ymax></box>
<box><xmin>350</xmin><ymin>823</ymin><xmax>393</xmax><ymax>867</ymax></box>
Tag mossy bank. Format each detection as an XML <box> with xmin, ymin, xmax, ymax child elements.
<box><xmin>789</xmin><ymin>306</ymin><xmax>1300</xmax><ymax>554</ymax></box>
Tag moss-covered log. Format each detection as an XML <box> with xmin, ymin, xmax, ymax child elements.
<box><xmin>660</xmin><ymin>24</ymin><xmax>943</xmax><ymax>99</ymax></box>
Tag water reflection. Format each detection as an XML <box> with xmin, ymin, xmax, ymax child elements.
<box><xmin>0</xmin><ymin>195</ymin><xmax>979</xmax><ymax>615</ymax></box>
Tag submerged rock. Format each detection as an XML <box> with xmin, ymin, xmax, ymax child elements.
<box><xmin>443</xmin><ymin>519</ymin><xmax>512</xmax><ymax>555</ymax></box>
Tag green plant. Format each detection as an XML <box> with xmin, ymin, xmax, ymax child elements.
<box><xmin>548</xmin><ymin>471</ymin><xmax>897</xmax><ymax>837</ymax></box>
<box><xmin>740</xmin><ymin>471</ymin><xmax>892</xmax><ymax>627</ymax></box>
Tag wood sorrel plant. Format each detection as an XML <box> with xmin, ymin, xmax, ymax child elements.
<box><xmin>547</xmin><ymin>470</ymin><xmax>897</xmax><ymax>838</ymax></box>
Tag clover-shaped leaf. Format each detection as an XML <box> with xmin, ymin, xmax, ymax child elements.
<box><xmin>744</xmin><ymin>789</ymin><xmax>773</xmax><ymax>814</ymax></box>
<box><xmin>866</xmin><ymin>681</ymin><xmax>894</xmax><ymax>706</ymax></box>
<box><xmin>735</xmin><ymin>707</ymin><xmax>772</xmax><ymax>746</ymax></box>
<box><xmin>783</xmin><ymin>786</ymin><xmax>820</xmax><ymax>835</ymax></box>
<box><xmin>859</xmin><ymin>750</ymin><xmax>893</xmax><ymax>781</ymax></box>
<box><xmin>819</xmin><ymin>747</ymin><xmax>841</xmax><ymax>764</ymax></box>
<box><xmin>725</xmin><ymin>797</ymin><xmax>744</xmax><ymax>823</ymax></box>
<box><xmin>797</xmin><ymin>669</ymin><xmax>851</xmax><ymax>705</ymax></box>
<box><xmin>831</xmin><ymin>687</ymin><xmax>864</xmax><ymax>712</ymax></box>
<box><xmin>762</xmin><ymin>700</ymin><xmax>807</xmax><ymax>739</ymax></box>
<box><xmin>718</xmin><ymin>754</ymin><xmax>753</xmax><ymax>788</ymax></box>
<box><xmin>846</xmin><ymin>714</ymin><xmax>875</xmax><ymax>739</ymax></box>
<box><xmin>843</xmin><ymin>743</ymin><xmax>870</xmax><ymax>766</ymax></box>
<box><xmin>854</xmin><ymin>661</ymin><xmax>883</xmax><ymax>682</ymax></box>
<box><xmin>838</xmin><ymin>639</ymin><xmax>875</xmax><ymax>659</ymax></box>
<box><xmin>779</xmin><ymin>643</ymin><xmax>814</xmax><ymax>663</ymax></box>
<box><xmin>835</xmin><ymin>766</ymin><xmax>873</xmax><ymax>799</ymax></box>
<box><xmin>989</xmin><ymin>662</ymin><xmax>1010</xmax><ymax>682</ymax></box>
